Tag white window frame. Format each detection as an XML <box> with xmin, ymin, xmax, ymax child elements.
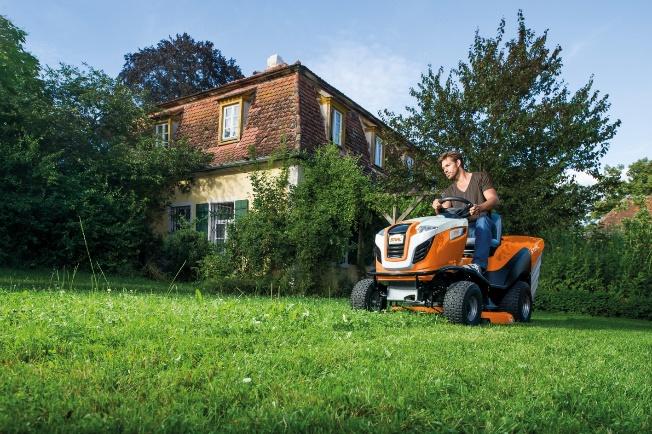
<box><xmin>222</xmin><ymin>103</ymin><xmax>241</xmax><ymax>141</ymax></box>
<box><xmin>374</xmin><ymin>136</ymin><xmax>384</xmax><ymax>167</ymax></box>
<box><xmin>168</xmin><ymin>205</ymin><xmax>191</xmax><ymax>233</ymax></box>
<box><xmin>331</xmin><ymin>108</ymin><xmax>343</xmax><ymax>146</ymax></box>
<box><xmin>209</xmin><ymin>202</ymin><xmax>235</xmax><ymax>244</ymax></box>
<box><xmin>155</xmin><ymin>121</ymin><xmax>170</xmax><ymax>146</ymax></box>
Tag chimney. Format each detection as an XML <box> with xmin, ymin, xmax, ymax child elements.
<box><xmin>266</xmin><ymin>54</ymin><xmax>286</xmax><ymax>70</ymax></box>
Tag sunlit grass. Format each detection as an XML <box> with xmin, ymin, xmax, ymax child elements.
<box><xmin>1</xmin><ymin>270</ymin><xmax>651</xmax><ymax>433</ymax></box>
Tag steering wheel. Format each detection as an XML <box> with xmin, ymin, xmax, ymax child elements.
<box><xmin>439</xmin><ymin>196</ymin><xmax>474</xmax><ymax>218</ymax></box>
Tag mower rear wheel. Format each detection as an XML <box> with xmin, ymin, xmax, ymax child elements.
<box><xmin>350</xmin><ymin>278</ymin><xmax>386</xmax><ymax>312</ymax></box>
<box><xmin>499</xmin><ymin>280</ymin><xmax>532</xmax><ymax>322</ymax></box>
<box><xmin>443</xmin><ymin>281</ymin><xmax>483</xmax><ymax>325</ymax></box>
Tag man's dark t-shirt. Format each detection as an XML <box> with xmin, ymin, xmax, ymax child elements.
<box><xmin>441</xmin><ymin>172</ymin><xmax>494</xmax><ymax>221</ymax></box>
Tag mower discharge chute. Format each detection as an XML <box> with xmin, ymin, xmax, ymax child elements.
<box><xmin>351</xmin><ymin>197</ymin><xmax>544</xmax><ymax>325</ymax></box>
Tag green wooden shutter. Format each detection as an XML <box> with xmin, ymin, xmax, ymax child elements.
<box><xmin>234</xmin><ymin>200</ymin><xmax>249</xmax><ymax>219</ymax></box>
<box><xmin>196</xmin><ymin>203</ymin><xmax>209</xmax><ymax>234</ymax></box>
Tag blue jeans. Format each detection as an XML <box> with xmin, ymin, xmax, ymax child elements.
<box><xmin>468</xmin><ymin>215</ymin><xmax>495</xmax><ymax>270</ymax></box>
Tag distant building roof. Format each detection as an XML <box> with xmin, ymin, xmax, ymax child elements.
<box><xmin>599</xmin><ymin>196</ymin><xmax>652</xmax><ymax>227</ymax></box>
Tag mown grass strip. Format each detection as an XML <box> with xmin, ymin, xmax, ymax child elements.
<box><xmin>1</xmin><ymin>285</ymin><xmax>651</xmax><ymax>433</ymax></box>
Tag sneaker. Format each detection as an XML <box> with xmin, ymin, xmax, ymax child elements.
<box><xmin>463</xmin><ymin>263</ymin><xmax>484</xmax><ymax>275</ymax></box>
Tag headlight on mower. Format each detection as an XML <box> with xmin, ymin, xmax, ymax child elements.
<box><xmin>416</xmin><ymin>225</ymin><xmax>437</xmax><ymax>233</ymax></box>
<box><xmin>377</xmin><ymin>229</ymin><xmax>385</xmax><ymax>237</ymax></box>
<box><xmin>450</xmin><ymin>227</ymin><xmax>465</xmax><ymax>240</ymax></box>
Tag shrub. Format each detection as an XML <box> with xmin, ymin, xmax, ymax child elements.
<box><xmin>161</xmin><ymin>222</ymin><xmax>214</xmax><ymax>281</ymax></box>
<box><xmin>227</xmin><ymin>167</ymin><xmax>294</xmax><ymax>280</ymax></box>
<box><xmin>288</xmin><ymin>145</ymin><xmax>373</xmax><ymax>293</ymax></box>
<box><xmin>199</xmin><ymin>145</ymin><xmax>374</xmax><ymax>295</ymax></box>
<box><xmin>536</xmin><ymin>207</ymin><xmax>652</xmax><ymax>320</ymax></box>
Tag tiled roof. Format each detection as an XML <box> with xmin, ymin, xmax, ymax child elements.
<box><xmin>205</xmin><ymin>73</ymin><xmax>299</xmax><ymax>166</ymax></box>
<box><xmin>158</xmin><ymin>62</ymin><xmax>395</xmax><ymax>169</ymax></box>
<box><xmin>297</xmin><ymin>73</ymin><xmax>327</xmax><ymax>153</ymax></box>
<box><xmin>600</xmin><ymin>196</ymin><xmax>652</xmax><ymax>227</ymax></box>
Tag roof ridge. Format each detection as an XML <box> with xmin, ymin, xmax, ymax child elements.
<box><xmin>157</xmin><ymin>62</ymin><xmax>301</xmax><ymax>108</ymax></box>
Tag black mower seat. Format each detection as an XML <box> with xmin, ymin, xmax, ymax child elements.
<box><xmin>465</xmin><ymin>212</ymin><xmax>502</xmax><ymax>248</ymax></box>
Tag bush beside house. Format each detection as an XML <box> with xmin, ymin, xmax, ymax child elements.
<box><xmin>199</xmin><ymin>145</ymin><xmax>376</xmax><ymax>296</ymax></box>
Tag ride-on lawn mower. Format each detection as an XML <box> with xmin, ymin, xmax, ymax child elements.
<box><xmin>351</xmin><ymin>197</ymin><xmax>544</xmax><ymax>325</ymax></box>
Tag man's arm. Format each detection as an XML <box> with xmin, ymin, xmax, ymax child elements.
<box><xmin>469</xmin><ymin>188</ymin><xmax>499</xmax><ymax>216</ymax></box>
<box><xmin>432</xmin><ymin>187</ymin><xmax>454</xmax><ymax>214</ymax></box>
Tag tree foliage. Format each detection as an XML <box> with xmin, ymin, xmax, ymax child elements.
<box><xmin>118</xmin><ymin>33</ymin><xmax>244</xmax><ymax>103</ymax></box>
<box><xmin>0</xmin><ymin>15</ymin><xmax>44</xmax><ymax>143</ymax></box>
<box><xmin>203</xmin><ymin>145</ymin><xmax>373</xmax><ymax>294</ymax></box>
<box><xmin>289</xmin><ymin>145</ymin><xmax>373</xmax><ymax>291</ymax></box>
<box><xmin>627</xmin><ymin>158</ymin><xmax>652</xmax><ymax>197</ymax></box>
<box><xmin>592</xmin><ymin>157</ymin><xmax>651</xmax><ymax>217</ymax></box>
<box><xmin>0</xmin><ymin>16</ymin><xmax>211</xmax><ymax>269</ymax></box>
<box><xmin>537</xmin><ymin>207</ymin><xmax>652</xmax><ymax>320</ymax></box>
<box><xmin>383</xmin><ymin>11</ymin><xmax>620</xmax><ymax>233</ymax></box>
<box><xmin>227</xmin><ymin>165</ymin><xmax>294</xmax><ymax>278</ymax></box>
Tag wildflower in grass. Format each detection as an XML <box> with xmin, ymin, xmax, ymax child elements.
<box><xmin>242</xmin><ymin>377</ymin><xmax>252</xmax><ymax>383</ymax></box>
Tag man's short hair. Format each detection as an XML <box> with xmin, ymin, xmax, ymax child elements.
<box><xmin>438</xmin><ymin>151</ymin><xmax>464</xmax><ymax>168</ymax></box>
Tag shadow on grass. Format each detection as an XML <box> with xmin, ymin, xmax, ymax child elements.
<box><xmin>530</xmin><ymin>314</ymin><xmax>652</xmax><ymax>332</ymax></box>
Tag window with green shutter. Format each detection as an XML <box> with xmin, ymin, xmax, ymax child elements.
<box><xmin>196</xmin><ymin>203</ymin><xmax>209</xmax><ymax>234</ymax></box>
<box><xmin>234</xmin><ymin>199</ymin><xmax>249</xmax><ymax>219</ymax></box>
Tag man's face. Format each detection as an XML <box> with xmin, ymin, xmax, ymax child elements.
<box><xmin>441</xmin><ymin>157</ymin><xmax>460</xmax><ymax>180</ymax></box>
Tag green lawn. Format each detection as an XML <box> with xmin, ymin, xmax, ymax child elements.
<box><xmin>1</xmin><ymin>270</ymin><xmax>651</xmax><ymax>433</ymax></box>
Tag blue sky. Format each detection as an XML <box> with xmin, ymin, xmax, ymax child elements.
<box><xmin>2</xmin><ymin>0</ymin><xmax>650</xmax><ymax>177</ymax></box>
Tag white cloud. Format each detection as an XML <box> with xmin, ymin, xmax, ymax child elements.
<box><xmin>306</xmin><ymin>39</ymin><xmax>420</xmax><ymax>116</ymax></box>
<box><xmin>567</xmin><ymin>169</ymin><xmax>598</xmax><ymax>186</ymax></box>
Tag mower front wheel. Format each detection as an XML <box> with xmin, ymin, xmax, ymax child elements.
<box><xmin>443</xmin><ymin>281</ymin><xmax>483</xmax><ymax>325</ymax></box>
<box><xmin>350</xmin><ymin>278</ymin><xmax>386</xmax><ymax>312</ymax></box>
<box><xmin>499</xmin><ymin>281</ymin><xmax>532</xmax><ymax>322</ymax></box>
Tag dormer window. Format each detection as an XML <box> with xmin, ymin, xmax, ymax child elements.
<box><xmin>374</xmin><ymin>136</ymin><xmax>384</xmax><ymax>168</ymax></box>
<box><xmin>319</xmin><ymin>95</ymin><xmax>347</xmax><ymax>147</ymax></box>
<box><xmin>217</xmin><ymin>93</ymin><xmax>254</xmax><ymax>144</ymax></box>
<box><xmin>155</xmin><ymin>121</ymin><xmax>170</xmax><ymax>146</ymax></box>
<box><xmin>222</xmin><ymin>102</ymin><xmax>241</xmax><ymax>141</ymax></box>
<box><xmin>331</xmin><ymin>108</ymin><xmax>343</xmax><ymax>146</ymax></box>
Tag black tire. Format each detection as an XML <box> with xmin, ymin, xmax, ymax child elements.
<box><xmin>443</xmin><ymin>281</ymin><xmax>483</xmax><ymax>325</ymax></box>
<box><xmin>499</xmin><ymin>280</ymin><xmax>532</xmax><ymax>322</ymax></box>
<box><xmin>350</xmin><ymin>278</ymin><xmax>385</xmax><ymax>312</ymax></box>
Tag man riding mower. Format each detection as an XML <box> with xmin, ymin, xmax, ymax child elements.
<box><xmin>350</xmin><ymin>196</ymin><xmax>544</xmax><ymax>325</ymax></box>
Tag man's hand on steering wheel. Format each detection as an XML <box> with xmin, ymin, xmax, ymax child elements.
<box><xmin>432</xmin><ymin>198</ymin><xmax>444</xmax><ymax>214</ymax></box>
<box><xmin>469</xmin><ymin>204</ymin><xmax>482</xmax><ymax>216</ymax></box>
<box><xmin>438</xmin><ymin>196</ymin><xmax>474</xmax><ymax>218</ymax></box>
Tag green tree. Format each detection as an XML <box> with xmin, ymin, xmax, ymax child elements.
<box><xmin>37</xmin><ymin>64</ymin><xmax>211</xmax><ymax>269</ymax></box>
<box><xmin>0</xmin><ymin>14</ymin><xmax>212</xmax><ymax>269</ymax></box>
<box><xmin>227</xmin><ymin>165</ymin><xmax>294</xmax><ymax>278</ymax></box>
<box><xmin>118</xmin><ymin>33</ymin><xmax>244</xmax><ymax>103</ymax></box>
<box><xmin>0</xmin><ymin>15</ymin><xmax>44</xmax><ymax>142</ymax></box>
<box><xmin>383</xmin><ymin>11</ymin><xmax>620</xmax><ymax>233</ymax></box>
<box><xmin>288</xmin><ymin>145</ymin><xmax>373</xmax><ymax>292</ymax></box>
<box><xmin>0</xmin><ymin>15</ymin><xmax>55</xmax><ymax>263</ymax></box>
<box><xmin>593</xmin><ymin>158</ymin><xmax>651</xmax><ymax>217</ymax></box>
<box><xmin>626</xmin><ymin>158</ymin><xmax>652</xmax><ymax>197</ymax></box>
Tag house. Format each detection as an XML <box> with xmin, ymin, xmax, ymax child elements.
<box><xmin>152</xmin><ymin>54</ymin><xmax>413</xmax><ymax>244</ymax></box>
<box><xmin>600</xmin><ymin>196</ymin><xmax>652</xmax><ymax>228</ymax></box>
